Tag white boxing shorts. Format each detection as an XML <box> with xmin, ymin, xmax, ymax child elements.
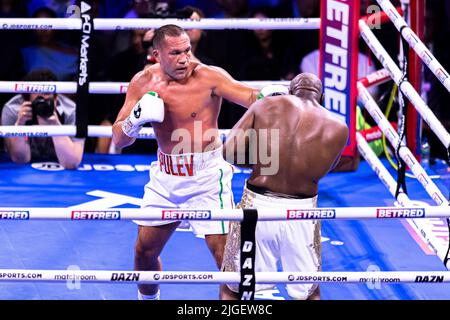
<box><xmin>134</xmin><ymin>146</ymin><xmax>233</xmax><ymax>236</ymax></box>
<box><xmin>222</xmin><ymin>182</ymin><xmax>321</xmax><ymax>300</ymax></box>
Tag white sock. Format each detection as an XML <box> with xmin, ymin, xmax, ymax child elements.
<box><xmin>138</xmin><ymin>289</ymin><xmax>160</xmax><ymax>300</ymax></box>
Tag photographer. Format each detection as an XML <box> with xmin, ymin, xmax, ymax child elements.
<box><xmin>1</xmin><ymin>69</ymin><xmax>84</xmax><ymax>169</ymax></box>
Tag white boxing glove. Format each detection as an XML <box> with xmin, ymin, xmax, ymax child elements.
<box><xmin>121</xmin><ymin>91</ymin><xmax>165</xmax><ymax>138</ymax></box>
<box><xmin>257</xmin><ymin>84</ymin><xmax>289</xmax><ymax>99</ymax></box>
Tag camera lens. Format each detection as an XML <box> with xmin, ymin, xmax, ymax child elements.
<box><xmin>32</xmin><ymin>97</ymin><xmax>54</xmax><ymax>119</ymax></box>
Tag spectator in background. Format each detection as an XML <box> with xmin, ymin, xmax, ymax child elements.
<box><xmin>293</xmin><ymin>0</ymin><xmax>320</xmax><ymax>18</ymax></box>
<box><xmin>0</xmin><ymin>0</ymin><xmax>26</xmax><ymax>107</ymax></box>
<box><xmin>111</xmin><ymin>29</ymin><xmax>150</xmax><ymax>80</ymax></box>
<box><xmin>201</xmin><ymin>0</ymin><xmax>254</xmax><ymax>129</ymax></box>
<box><xmin>277</xmin><ymin>0</ymin><xmax>320</xmax><ymax>18</ymax></box>
<box><xmin>125</xmin><ymin>0</ymin><xmax>157</xmax><ymax>18</ymax></box>
<box><xmin>28</xmin><ymin>0</ymin><xmax>75</xmax><ymax>18</ymax></box>
<box><xmin>1</xmin><ymin>0</ymin><xmax>27</xmax><ymax>17</ymax></box>
<box><xmin>213</xmin><ymin>0</ymin><xmax>249</xmax><ymax>18</ymax></box>
<box><xmin>28</xmin><ymin>0</ymin><xmax>129</xmax><ymax>19</ymax></box>
<box><xmin>115</xmin><ymin>0</ymin><xmax>175</xmax><ymax>54</ymax></box>
<box><xmin>96</xmin><ymin>29</ymin><xmax>158</xmax><ymax>154</ymax></box>
<box><xmin>177</xmin><ymin>5</ymin><xmax>214</xmax><ymax>65</ymax></box>
<box><xmin>185</xmin><ymin>6</ymin><xmax>203</xmax><ymax>62</ymax></box>
<box><xmin>83</xmin><ymin>0</ymin><xmax>130</xmax><ymax>18</ymax></box>
<box><xmin>21</xmin><ymin>7</ymin><xmax>78</xmax><ymax>81</ymax></box>
<box><xmin>141</xmin><ymin>28</ymin><xmax>157</xmax><ymax>67</ymax></box>
<box><xmin>174</xmin><ymin>0</ymin><xmax>222</xmax><ymax>17</ymax></box>
<box><xmin>241</xmin><ymin>6</ymin><xmax>297</xmax><ymax>81</ymax></box>
<box><xmin>1</xmin><ymin>69</ymin><xmax>84</xmax><ymax>169</ymax></box>
<box><xmin>278</xmin><ymin>0</ymin><xmax>320</xmax><ymax>77</ymax></box>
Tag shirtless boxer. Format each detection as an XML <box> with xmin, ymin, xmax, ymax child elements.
<box><xmin>220</xmin><ymin>73</ymin><xmax>349</xmax><ymax>300</ymax></box>
<box><xmin>112</xmin><ymin>24</ymin><xmax>262</xmax><ymax>300</ymax></box>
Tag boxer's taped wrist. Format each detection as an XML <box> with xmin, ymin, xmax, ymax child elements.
<box><xmin>121</xmin><ymin>117</ymin><xmax>141</xmax><ymax>138</ymax></box>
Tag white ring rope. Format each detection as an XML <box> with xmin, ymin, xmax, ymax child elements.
<box><xmin>0</xmin><ymin>206</ymin><xmax>448</xmax><ymax>220</ymax></box>
<box><xmin>1</xmin><ymin>7</ymin><xmax>448</xmax><ymax>293</ymax></box>
<box><xmin>358</xmin><ymin>82</ymin><xmax>448</xmax><ymax>206</ymax></box>
<box><xmin>376</xmin><ymin>0</ymin><xmax>450</xmax><ymax>92</ymax></box>
<box><xmin>0</xmin><ymin>80</ymin><xmax>290</xmax><ymax>95</ymax></box>
<box><xmin>359</xmin><ymin>20</ymin><xmax>450</xmax><ymax>150</ymax></box>
<box><xmin>0</xmin><ymin>125</ymin><xmax>231</xmax><ymax>140</ymax></box>
<box><xmin>0</xmin><ymin>269</ymin><xmax>448</xmax><ymax>284</ymax></box>
<box><xmin>358</xmin><ymin>69</ymin><xmax>391</xmax><ymax>88</ymax></box>
<box><xmin>0</xmin><ymin>17</ymin><xmax>320</xmax><ymax>31</ymax></box>
<box><xmin>356</xmin><ymin>132</ymin><xmax>411</xmax><ymax>207</ymax></box>
<box><xmin>357</xmin><ymin>132</ymin><xmax>450</xmax><ymax>266</ymax></box>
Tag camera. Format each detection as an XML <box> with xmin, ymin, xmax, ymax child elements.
<box><xmin>28</xmin><ymin>96</ymin><xmax>55</xmax><ymax>125</ymax></box>
<box><xmin>32</xmin><ymin>96</ymin><xmax>55</xmax><ymax>118</ymax></box>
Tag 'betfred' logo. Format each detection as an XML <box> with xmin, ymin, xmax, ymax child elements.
<box><xmin>71</xmin><ymin>210</ymin><xmax>121</xmax><ymax>220</ymax></box>
<box><xmin>162</xmin><ymin>210</ymin><xmax>211</xmax><ymax>220</ymax></box>
<box><xmin>0</xmin><ymin>211</ymin><xmax>29</xmax><ymax>219</ymax></box>
<box><xmin>287</xmin><ymin>209</ymin><xmax>335</xmax><ymax>219</ymax></box>
<box><xmin>376</xmin><ymin>208</ymin><xmax>425</xmax><ymax>218</ymax></box>
<box><xmin>322</xmin><ymin>0</ymin><xmax>351</xmax><ymax>124</ymax></box>
<box><xmin>14</xmin><ymin>83</ymin><xmax>56</xmax><ymax>93</ymax></box>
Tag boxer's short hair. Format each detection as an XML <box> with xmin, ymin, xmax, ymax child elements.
<box><xmin>153</xmin><ymin>24</ymin><xmax>187</xmax><ymax>49</ymax></box>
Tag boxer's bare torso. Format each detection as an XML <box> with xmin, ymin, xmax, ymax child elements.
<box><xmin>225</xmin><ymin>95</ymin><xmax>349</xmax><ymax>197</ymax></box>
<box><xmin>113</xmin><ymin>33</ymin><xmax>258</xmax><ymax>154</ymax></box>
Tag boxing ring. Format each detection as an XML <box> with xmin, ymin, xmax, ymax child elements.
<box><xmin>0</xmin><ymin>153</ymin><xmax>449</xmax><ymax>300</ymax></box>
<box><xmin>1</xmin><ymin>0</ymin><xmax>450</xmax><ymax>300</ymax></box>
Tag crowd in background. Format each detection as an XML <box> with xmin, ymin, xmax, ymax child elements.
<box><xmin>0</xmin><ymin>0</ymin><xmax>448</xmax><ymax>160</ymax></box>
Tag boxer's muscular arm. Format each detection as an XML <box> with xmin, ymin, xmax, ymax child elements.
<box><xmin>223</xmin><ymin>99</ymin><xmax>265</xmax><ymax>166</ymax></box>
<box><xmin>112</xmin><ymin>72</ymin><xmax>146</xmax><ymax>148</ymax></box>
<box><xmin>328</xmin><ymin>121</ymin><xmax>350</xmax><ymax>172</ymax></box>
<box><xmin>209</xmin><ymin>66</ymin><xmax>259</xmax><ymax>108</ymax></box>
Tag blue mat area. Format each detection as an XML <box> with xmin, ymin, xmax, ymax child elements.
<box><xmin>0</xmin><ymin>153</ymin><xmax>449</xmax><ymax>300</ymax></box>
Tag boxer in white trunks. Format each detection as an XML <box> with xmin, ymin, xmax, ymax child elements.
<box><xmin>220</xmin><ymin>73</ymin><xmax>349</xmax><ymax>300</ymax></box>
<box><xmin>112</xmin><ymin>24</ymin><xmax>261</xmax><ymax>300</ymax></box>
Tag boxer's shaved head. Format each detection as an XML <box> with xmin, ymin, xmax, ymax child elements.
<box><xmin>290</xmin><ymin>73</ymin><xmax>323</xmax><ymax>103</ymax></box>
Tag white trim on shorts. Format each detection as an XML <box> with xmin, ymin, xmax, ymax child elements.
<box><xmin>134</xmin><ymin>146</ymin><xmax>233</xmax><ymax>236</ymax></box>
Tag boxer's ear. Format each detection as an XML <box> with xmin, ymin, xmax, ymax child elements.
<box><xmin>153</xmin><ymin>49</ymin><xmax>159</xmax><ymax>61</ymax></box>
